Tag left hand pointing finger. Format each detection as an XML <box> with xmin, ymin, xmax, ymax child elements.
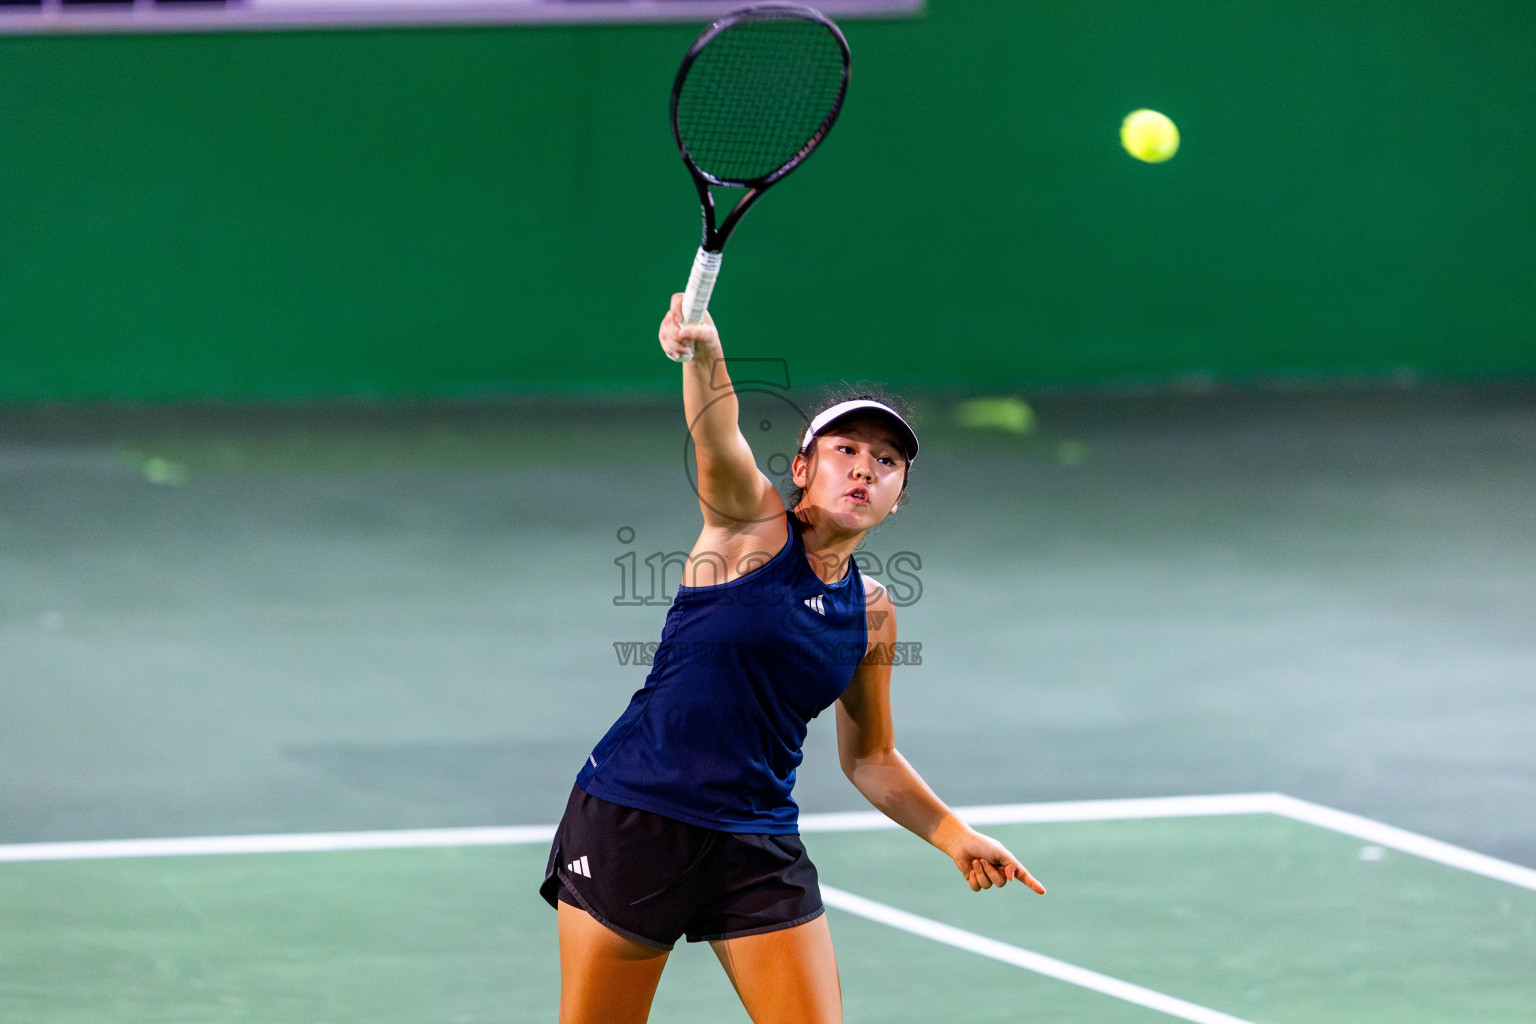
<box><xmin>1008</xmin><ymin>862</ymin><xmax>1047</xmax><ymax>895</ymax></box>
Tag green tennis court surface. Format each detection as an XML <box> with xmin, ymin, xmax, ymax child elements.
<box><xmin>3</xmin><ymin>799</ymin><xmax>1532</xmax><ymax>1024</ymax></box>
<box><xmin>3</xmin><ymin>389</ymin><xmax>1534</xmax><ymax>1021</ymax></box>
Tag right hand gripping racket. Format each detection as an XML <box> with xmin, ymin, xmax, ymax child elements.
<box><xmin>668</xmin><ymin>4</ymin><xmax>851</xmax><ymax>361</ymax></box>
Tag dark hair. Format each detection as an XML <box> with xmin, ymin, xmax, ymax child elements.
<box><xmin>783</xmin><ymin>382</ymin><xmax>915</xmax><ymax>511</ymax></box>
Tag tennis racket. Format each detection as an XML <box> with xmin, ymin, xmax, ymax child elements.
<box><xmin>668</xmin><ymin>4</ymin><xmax>851</xmax><ymax>361</ymax></box>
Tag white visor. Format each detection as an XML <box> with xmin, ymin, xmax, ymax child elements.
<box><xmin>799</xmin><ymin>400</ymin><xmax>919</xmax><ymax>464</ymax></box>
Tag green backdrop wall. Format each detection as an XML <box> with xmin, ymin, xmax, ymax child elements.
<box><xmin>1</xmin><ymin>2</ymin><xmax>1532</xmax><ymax>401</ymax></box>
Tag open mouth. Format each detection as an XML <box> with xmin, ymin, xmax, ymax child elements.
<box><xmin>846</xmin><ymin>487</ymin><xmax>869</xmax><ymax>504</ymax></box>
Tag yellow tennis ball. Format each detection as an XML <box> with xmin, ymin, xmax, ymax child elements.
<box><xmin>1120</xmin><ymin>109</ymin><xmax>1179</xmax><ymax>163</ymax></box>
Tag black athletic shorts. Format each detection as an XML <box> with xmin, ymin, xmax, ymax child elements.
<box><xmin>539</xmin><ymin>783</ymin><xmax>824</xmax><ymax>950</ymax></box>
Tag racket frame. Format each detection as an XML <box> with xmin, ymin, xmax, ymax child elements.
<box><xmin>669</xmin><ymin>4</ymin><xmax>850</xmax><ymax>342</ymax></box>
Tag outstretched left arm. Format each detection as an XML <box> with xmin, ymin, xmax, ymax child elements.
<box><xmin>835</xmin><ymin>580</ymin><xmax>1045</xmax><ymax>895</ymax></box>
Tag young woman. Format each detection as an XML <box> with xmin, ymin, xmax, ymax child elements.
<box><xmin>541</xmin><ymin>296</ymin><xmax>1044</xmax><ymax>1024</ymax></box>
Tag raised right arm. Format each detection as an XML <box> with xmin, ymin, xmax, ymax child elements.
<box><xmin>660</xmin><ymin>294</ymin><xmax>782</xmax><ymax>528</ymax></box>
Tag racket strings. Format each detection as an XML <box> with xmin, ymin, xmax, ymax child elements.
<box><xmin>676</xmin><ymin>17</ymin><xmax>846</xmax><ymax>185</ymax></box>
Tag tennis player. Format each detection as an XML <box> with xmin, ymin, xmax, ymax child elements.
<box><xmin>541</xmin><ymin>296</ymin><xmax>1044</xmax><ymax>1024</ymax></box>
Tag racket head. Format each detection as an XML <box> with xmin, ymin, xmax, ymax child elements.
<box><xmin>670</xmin><ymin>4</ymin><xmax>851</xmax><ymax>191</ymax></box>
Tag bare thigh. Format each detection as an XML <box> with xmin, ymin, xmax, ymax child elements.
<box><xmin>710</xmin><ymin>914</ymin><xmax>842</xmax><ymax>1024</ymax></box>
<box><xmin>557</xmin><ymin>902</ymin><xmax>670</xmax><ymax>1024</ymax></box>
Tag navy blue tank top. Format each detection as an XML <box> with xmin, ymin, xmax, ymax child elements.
<box><xmin>577</xmin><ymin>511</ymin><xmax>867</xmax><ymax>833</ymax></box>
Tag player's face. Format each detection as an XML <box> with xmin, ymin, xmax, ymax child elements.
<box><xmin>792</xmin><ymin>417</ymin><xmax>908</xmax><ymax>529</ymax></box>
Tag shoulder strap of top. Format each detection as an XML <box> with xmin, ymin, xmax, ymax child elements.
<box><xmin>784</xmin><ymin>509</ymin><xmax>814</xmax><ymax>583</ymax></box>
<box><xmin>788</xmin><ymin>509</ymin><xmax>867</xmax><ymax>593</ymax></box>
<box><xmin>785</xmin><ymin>508</ymin><xmax>804</xmax><ymax>550</ymax></box>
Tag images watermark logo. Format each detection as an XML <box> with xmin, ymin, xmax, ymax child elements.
<box><xmin>612</xmin><ymin>527</ymin><xmax>923</xmax><ymax>608</ymax></box>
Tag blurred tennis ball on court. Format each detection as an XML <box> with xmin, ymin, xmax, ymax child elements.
<box><xmin>955</xmin><ymin>397</ymin><xmax>1034</xmax><ymax>434</ymax></box>
<box><xmin>1120</xmin><ymin>109</ymin><xmax>1179</xmax><ymax>163</ymax></box>
<box><xmin>140</xmin><ymin>455</ymin><xmax>188</xmax><ymax>486</ymax></box>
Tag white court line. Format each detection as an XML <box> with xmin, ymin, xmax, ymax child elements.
<box><xmin>801</xmin><ymin>792</ymin><xmax>1280</xmax><ymax>832</ymax></box>
<box><xmin>0</xmin><ymin>793</ymin><xmax>1275</xmax><ymax>863</ymax></box>
<box><xmin>0</xmin><ymin>825</ymin><xmax>555</xmax><ymax>863</ymax></box>
<box><xmin>1265</xmin><ymin>794</ymin><xmax>1536</xmax><ymax>892</ymax></box>
<box><xmin>821</xmin><ymin>884</ymin><xmax>1256</xmax><ymax>1024</ymax></box>
<box><xmin>3</xmin><ymin>791</ymin><xmax>1534</xmax><ymax>894</ymax></box>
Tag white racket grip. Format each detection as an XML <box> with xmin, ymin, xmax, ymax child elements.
<box><xmin>675</xmin><ymin>248</ymin><xmax>723</xmax><ymax>362</ymax></box>
<box><xmin>682</xmin><ymin>247</ymin><xmax>722</xmax><ymax>325</ymax></box>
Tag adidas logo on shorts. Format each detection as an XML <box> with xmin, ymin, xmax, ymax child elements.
<box><xmin>566</xmin><ymin>855</ymin><xmax>592</xmax><ymax>878</ymax></box>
